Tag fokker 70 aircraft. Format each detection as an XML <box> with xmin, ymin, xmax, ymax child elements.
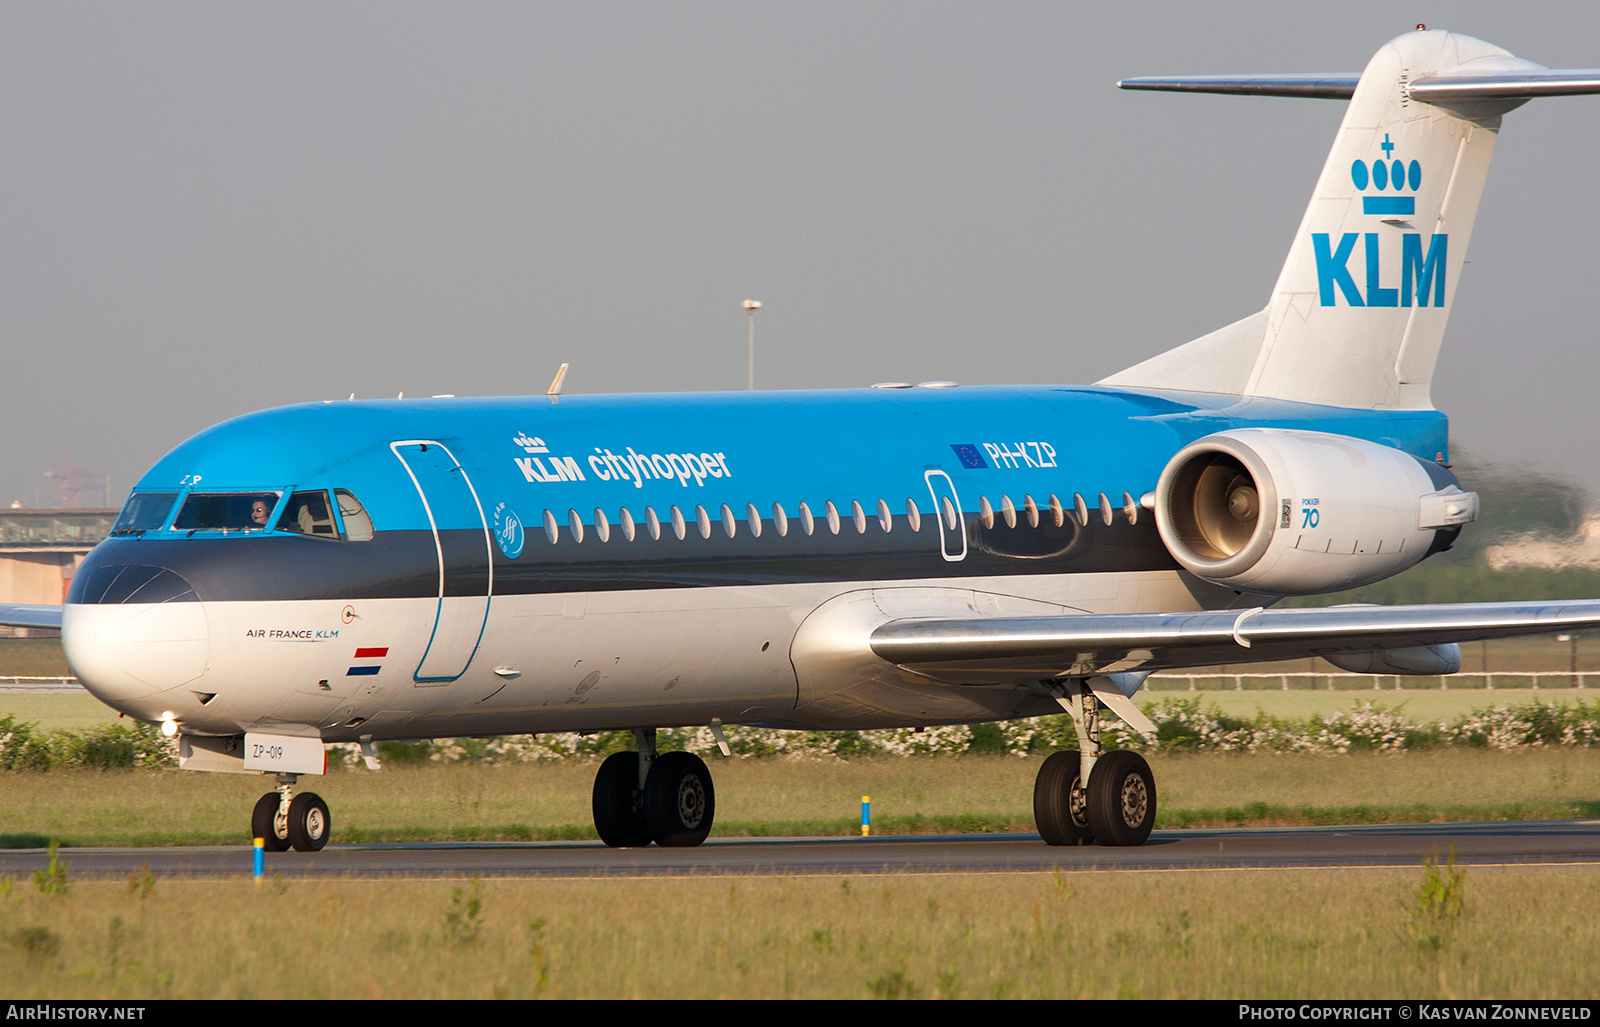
<box><xmin>6</xmin><ymin>27</ymin><xmax>1600</xmax><ymax>852</ymax></box>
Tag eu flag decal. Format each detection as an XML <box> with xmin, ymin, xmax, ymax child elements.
<box><xmin>950</xmin><ymin>444</ymin><xmax>988</xmax><ymax>469</ymax></box>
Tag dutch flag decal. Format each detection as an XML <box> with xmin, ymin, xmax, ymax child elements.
<box><xmin>347</xmin><ymin>647</ymin><xmax>389</xmax><ymax>676</ymax></box>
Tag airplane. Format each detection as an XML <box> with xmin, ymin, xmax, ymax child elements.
<box><xmin>7</xmin><ymin>26</ymin><xmax>1600</xmax><ymax>853</ymax></box>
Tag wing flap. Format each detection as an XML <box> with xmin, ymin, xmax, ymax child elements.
<box><xmin>870</xmin><ymin>600</ymin><xmax>1600</xmax><ymax>681</ymax></box>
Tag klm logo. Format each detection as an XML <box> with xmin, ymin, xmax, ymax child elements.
<box><xmin>1313</xmin><ymin>134</ymin><xmax>1446</xmax><ymax>308</ymax></box>
<box><xmin>1313</xmin><ymin>232</ymin><xmax>1447</xmax><ymax>308</ymax></box>
<box><xmin>1353</xmin><ymin>133</ymin><xmax>1419</xmax><ymax>216</ymax></box>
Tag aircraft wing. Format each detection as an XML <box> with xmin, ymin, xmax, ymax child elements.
<box><xmin>869</xmin><ymin>599</ymin><xmax>1600</xmax><ymax>683</ymax></box>
<box><xmin>0</xmin><ymin>605</ymin><xmax>64</xmax><ymax>631</ymax></box>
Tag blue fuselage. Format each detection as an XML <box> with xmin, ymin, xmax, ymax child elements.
<box><xmin>62</xmin><ymin>384</ymin><xmax>1449</xmax><ymax>740</ymax></box>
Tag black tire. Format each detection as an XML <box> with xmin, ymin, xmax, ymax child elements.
<box><xmin>593</xmin><ymin>751</ymin><xmax>653</xmax><ymax>847</ymax></box>
<box><xmin>251</xmin><ymin>792</ymin><xmax>290</xmax><ymax>852</ymax></box>
<box><xmin>1086</xmin><ymin>750</ymin><xmax>1156</xmax><ymax>847</ymax></box>
<box><xmin>643</xmin><ymin>751</ymin><xmax>715</xmax><ymax>848</ymax></box>
<box><xmin>286</xmin><ymin>792</ymin><xmax>331</xmax><ymax>852</ymax></box>
<box><xmin>1034</xmin><ymin>750</ymin><xmax>1095</xmax><ymax>846</ymax></box>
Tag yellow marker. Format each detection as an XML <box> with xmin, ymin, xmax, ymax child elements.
<box><xmin>861</xmin><ymin>795</ymin><xmax>870</xmax><ymax>836</ymax></box>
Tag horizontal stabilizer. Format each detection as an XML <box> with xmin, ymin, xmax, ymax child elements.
<box><xmin>1118</xmin><ymin>74</ymin><xmax>1359</xmax><ymax>99</ymax></box>
<box><xmin>870</xmin><ymin>599</ymin><xmax>1600</xmax><ymax>681</ymax></box>
<box><xmin>1118</xmin><ymin>71</ymin><xmax>1600</xmax><ymax>102</ymax></box>
<box><xmin>1408</xmin><ymin>70</ymin><xmax>1600</xmax><ymax>101</ymax></box>
<box><xmin>1104</xmin><ymin>30</ymin><xmax>1600</xmax><ymax>412</ymax></box>
<box><xmin>0</xmin><ymin>605</ymin><xmax>63</xmax><ymax>631</ymax></box>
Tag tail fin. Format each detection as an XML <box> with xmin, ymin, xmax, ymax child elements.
<box><xmin>1101</xmin><ymin>29</ymin><xmax>1600</xmax><ymax>410</ymax></box>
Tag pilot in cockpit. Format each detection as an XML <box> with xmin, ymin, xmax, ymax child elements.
<box><xmin>249</xmin><ymin>499</ymin><xmax>272</xmax><ymax>529</ymax></box>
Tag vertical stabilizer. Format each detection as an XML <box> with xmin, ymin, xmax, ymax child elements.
<box><xmin>1102</xmin><ymin>30</ymin><xmax>1548</xmax><ymax>410</ymax></box>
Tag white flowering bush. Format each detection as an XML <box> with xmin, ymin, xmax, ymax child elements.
<box><xmin>323</xmin><ymin>698</ymin><xmax>1600</xmax><ymax>766</ymax></box>
<box><xmin>0</xmin><ymin>715</ymin><xmax>178</xmax><ymax>770</ymax></box>
<box><xmin>20</xmin><ymin>697</ymin><xmax>1600</xmax><ymax>773</ymax></box>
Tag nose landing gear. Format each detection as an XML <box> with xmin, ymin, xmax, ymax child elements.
<box><xmin>592</xmin><ymin>728</ymin><xmax>717</xmax><ymax>848</ymax></box>
<box><xmin>250</xmin><ymin>774</ymin><xmax>331</xmax><ymax>853</ymax></box>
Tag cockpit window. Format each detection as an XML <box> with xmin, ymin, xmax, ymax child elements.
<box><xmin>334</xmin><ymin>490</ymin><xmax>375</xmax><ymax>541</ymax></box>
<box><xmin>277</xmin><ymin>491</ymin><xmax>339</xmax><ymax>538</ymax></box>
<box><xmin>111</xmin><ymin>492</ymin><xmax>179</xmax><ymax>534</ymax></box>
<box><xmin>171</xmin><ymin>493</ymin><xmax>281</xmax><ymax>532</ymax></box>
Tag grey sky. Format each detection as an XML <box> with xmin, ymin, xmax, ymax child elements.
<box><xmin>4</xmin><ymin>2</ymin><xmax>1599</xmax><ymax>507</ymax></box>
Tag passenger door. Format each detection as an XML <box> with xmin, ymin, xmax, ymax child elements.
<box><xmin>390</xmin><ymin>441</ymin><xmax>493</xmax><ymax>683</ymax></box>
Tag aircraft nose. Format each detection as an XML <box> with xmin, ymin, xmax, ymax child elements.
<box><xmin>62</xmin><ymin>566</ymin><xmax>209</xmax><ymax>714</ymax></box>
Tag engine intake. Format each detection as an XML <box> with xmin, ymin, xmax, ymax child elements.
<box><xmin>1154</xmin><ymin>429</ymin><xmax>1476</xmax><ymax>596</ymax></box>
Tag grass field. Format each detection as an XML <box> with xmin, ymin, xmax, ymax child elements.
<box><xmin>3</xmin><ymin>748</ymin><xmax>1598</xmax><ymax>847</ymax></box>
<box><xmin>0</xmin><ymin>867</ymin><xmax>1595</xmax><ymax>998</ymax></box>
<box><xmin>0</xmin><ymin>694</ymin><xmax>132</xmax><ymax>733</ymax></box>
<box><xmin>5</xmin><ymin>656</ymin><xmax>1600</xmax><ymax>845</ymax></box>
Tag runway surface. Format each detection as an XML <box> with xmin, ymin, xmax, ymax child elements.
<box><xmin>3</xmin><ymin>820</ymin><xmax>1599</xmax><ymax>879</ymax></box>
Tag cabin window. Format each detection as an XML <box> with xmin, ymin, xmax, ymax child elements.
<box><xmin>112</xmin><ymin>492</ymin><xmax>179</xmax><ymax>534</ymax></box>
<box><xmin>942</xmin><ymin>496</ymin><xmax>958</xmax><ymax>531</ymax></box>
<box><xmin>334</xmin><ymin>490</ymin><xmax>375</xmax><ymax>541</ymax></box>
<box><xmin>594</xmin><ymin>508</ymin><xmax>611</xmax><ymax>543</ymax></box>
<box><xmin>1048</xmin><ymin>493</ymin><xmax>1065</xmax><ymax>528</ymax></box>
<box><xmin>1098</xmin><ymin>492</ymin><xmax>1113</xmax><ymax>527</ymax></box>
<box><xmin>646</xmin><ymin>506</ymin><xmax>662</xmax><ymax>541</ymax></box>
<box><xmin>670</xmin><ymin>505</ymin><xmax>687</xmax><ymax>540</ymax></box>
<box><xmin>979</xmin><ymin>496</ymin><xmax>994</xmax><ymax>529</ymax></box>
<box><xmin>172</xmin><ymin>492</ymin><xmax>282</xmax><ymax>533</ymax></box>
<box><xmin>1001</xmin><ymin>495</ymin><xmax>1017</xmax><ymax>529</ymax></box>
<box><xmin>798</xmin><ymin>502</ymin><xmax>815</xmax><ymax>536</ymax></box>
<box><xmin>693</xmin><ymin>504</ymin><xmax>710</xmax><ymax>539</ymax></box>
<box><xmin>620</xmin><ymin>507</ymin><xmax>637</xmax><ymax>541</ymax></box>
<box><xmin>721</xmin><ymin>504</ymin><xmax>737</xmax><ymax>539</ymax></box>
<box><xmin>877</xmin><ymin>498</ymin><xmax>893</xmax><ymax>533</ymax></box>
<box><xmin>904</xmin><ymin>498</ymin><xmax>921</xmax><ymax>532</ymax></box>
<box><xmin>569</xmin><ymin>508</ymin><xmax>586</xmax><ymax>543</ymax></box>
<box><xmin>1023</xmin><ymin>494</ymin><xmax>1040</xmax><ymax>528</ymax></box>
<box><xmin>746</xmin><ymin>503</ymin><xmax>762</xmax><ymax>538</ymax></box>
<box><xmin>543</xmin><ymin>509</ymin><xmax>559</xmax><ymax>544</ymax></box>
<box><xmin>850</xmin><ymin>500</ymin><xmax>866</xmax><ymax>534</ymax></box>
<box><xmin>772</xmin><ymin>502</ymin><xmax>789</xmax><ymax>537</ymax></box>
<box><xmin>1073</xmin><ymin>493</ymin><xmax>1089</xmax><ymax>527</ymax></box>
<box><xmin>1122</xmin><ymin>491</ymin><xmax>1138</xmax><ymax>526</ymax></box>
<box><xmin>824</xmin><ymin>501</ymin><xmax>841</xmax><ymax>535</ymax></box>
<box><xmin>277</xmin><ymin>491</ymin><xmax>338</xmax><ymax>538</ymax></box>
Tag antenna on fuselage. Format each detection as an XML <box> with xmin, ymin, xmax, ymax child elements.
<box><xmin>547</xmin><ymin>362</ymin><xmax>570</xmax><ymax>404</ymax></box>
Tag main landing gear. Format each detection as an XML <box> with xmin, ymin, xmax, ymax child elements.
<box><xmin>250</xmin><ymin>774</ymin><xmax>331</xmax><ymax>852</ymax></box>
<box><xmin>1034</xmin><ymin>682</ymin><xmax>1157</xmax><ymax>847</ymax></box>
<box><xmin>592</xmin><ymin>728</ymin><xmax>716</xmax><ymax>848</ymax></box>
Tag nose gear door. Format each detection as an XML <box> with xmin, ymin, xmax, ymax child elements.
<box><xmin>391</xmin><ymin>441</ymin><xmax>493</xmax><ymax>683</ymax></box>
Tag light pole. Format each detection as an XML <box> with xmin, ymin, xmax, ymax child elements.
<box><xmin>743</xmin><ymin>300</ymin><xmax>761</xmax><ymax>389</ymax></box>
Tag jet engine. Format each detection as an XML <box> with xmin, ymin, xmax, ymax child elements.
<box><xmin>1152</xmin><ymin>429</ymin><xmax>1477</xmax><ymax>596</ymax></box>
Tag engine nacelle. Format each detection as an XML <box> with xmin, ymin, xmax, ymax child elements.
<box><xmin>1153</xmin><ymin>429</ymin><xmax>1477</xmax><ymax>596</ymax></box>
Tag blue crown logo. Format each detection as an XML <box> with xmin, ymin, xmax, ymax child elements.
<box><xmin>1351</xmin><ymin>134</ymin><xmax>1420</xmax><ymax>216</ymax></box>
